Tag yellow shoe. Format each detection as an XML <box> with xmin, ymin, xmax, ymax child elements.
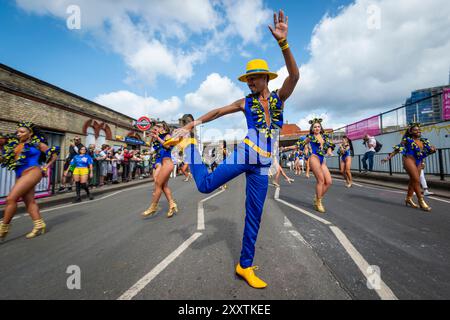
<box><xmin>167</xmin><ymin>200</ymin><xmax>178</xmax><ymax>218</ymax></box>
<box><xmin>235</xmin><ymin>264</ymin><xmax>267</xmax><ymax>289</ymax></box>
<box><xmin>0</xmin><ymin>222</ymin><xmax>10</xmax><ymax>242</ymax></box>
<box><xmin>405</xmin><ymin>197</ymin><xmax>418</xmax><ymax>208</ymax></box>
<box><xmin>142</xmin><ymin>203</ymin><xmax>159</xmax><ymax>217</ymax></box>
<box><xmin>418</xmin><ymin>197</ymin><xmax>431</xmax><ymax>212</ymax></box>
<box><xmin>316</xmin><ymin>197</ymin><xmax>326</xmax><ymax>213</ymax></box>
<box><xmin>26</xmin><ymin>219</ymin><xmax>46</xmax><ymax>239</ymax></box>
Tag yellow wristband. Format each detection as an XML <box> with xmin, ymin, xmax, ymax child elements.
<box><xmin>281</xmin><ymin>43</ymin><xmax>290</xmax><ymax>51</ymax></box>
<box><xmin>277</xmin><ymin>38</ymin><xmax>286</xmax><ymax>44</ymax></box>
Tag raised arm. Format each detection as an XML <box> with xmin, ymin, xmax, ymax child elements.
<box><xmin>182</xmin><ymin>98</ymin><xmax>244</xmax><ymax>132</ymax></box>
<box><xmin>269</xmin><ymin>10</ymin><xmax>299</xmax><ymax>102</ymax></box>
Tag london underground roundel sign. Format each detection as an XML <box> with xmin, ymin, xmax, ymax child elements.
<box><xmin>136</xmin><ymin>116</ymin><xmax>152</xmax><ymax>131</ymax></box>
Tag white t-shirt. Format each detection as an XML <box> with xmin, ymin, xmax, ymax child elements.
<box><xmin>366</xmin><ymin>137</ymin><xmax>376</xmax><ymax>152</ymax></box>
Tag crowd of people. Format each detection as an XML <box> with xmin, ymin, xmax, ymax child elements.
<box><xmin>59</xmin><ymin>139</ymin><xmax>160</xmax><ymax>193</ymax></box>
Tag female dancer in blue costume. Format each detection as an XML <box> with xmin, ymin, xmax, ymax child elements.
<box><xmin>382</xmin><ymin>122</ymin><xmax>436</xmax><ymax>211</ymax></box>
<box><xmin>297</xmin><ymin>119</ymin><xmax>335</xmax><ymax>213</ymax></box>
<box><xmin>338</xmin><ymin>135</ymin><xmax>354</xmax><ymax>188</ymax></box>
<box><xmin>164</xmin><ymin>10</ymin><xmax>299</xmax><ymax>289</ymax></box>
<box><xmin>142</xmin><ymin>121</ymin><xmax>178</xmax><ymax>218</ymax></box>
<box><xmin>0</xmin><ymin>121</ymin><xmax>59</xmax><ymax>240</ymax></box>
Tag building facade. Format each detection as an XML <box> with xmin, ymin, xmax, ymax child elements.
<box><xmin>405</xmin><ymin>85</ymin><xmax>450</xmax><ymax>124</ymax></box>
<box><xmin>0</xmin><ymin>64</ymin><xmax>150</xmax><ymax>161</ymax></box>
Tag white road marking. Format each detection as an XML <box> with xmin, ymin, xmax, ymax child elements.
<box><xmin>274</xmin><ymin>188</ymin><xmax>332</xmax><ymax>225</ymax></box>
<box><xmin>284</xmin><ymin>216</ymin><xmax>293</xmax><ymax>228</ymax></box>
<box><xmin>428</xmin><ymin>196</ymin><xmax>450</xmax><ymax>204</ymax></box>
<box><xmin>197</xmin><ymin>189</ymin><xmax>225</xmax><ymax>231</ymax></box>
<box><xmin>274</xmin><ymin>187</ymin><xmax>398</xmax><ymax>300</ymax></box>
<box><xmin>356</xmin><ymin>183</ymin><xmax>450</xmax><ymax>203</ymax></box>
<box><xmin>1</xmin><ymin>184</ymin><xmax>151</xmax><ymax>223</ymax></box>
<box><xmin>329</xmin><ymin>226</ymin><xmax>398</xmax><ymax>300</ymax></box>
<box><xmin>118</xmin><ymin>232</ymin><xmax>202</xmax><ymax>300</ymax></box>
<box><xmin>289</xmin><ymin>230</ymin><xmax>312</xmax><ymax>249</ymax></box>
<box><xmin>40</xmin><ymin>191</ymin><xmax>124</xmax><ymax>213</ymax></box>
<box><xmin>357</xmin><ymin>184</ymin><xmax>405</xmax><ymax>194</ymax></box>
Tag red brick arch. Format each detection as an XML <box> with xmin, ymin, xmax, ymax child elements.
<box><xmin>83</xmin><ymin>120</ymin><xmax>113</xmax><ymax>140</ymax></box>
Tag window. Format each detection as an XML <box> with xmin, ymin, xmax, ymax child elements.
<box><xmin>97</xmin><ymin>129</ymin><xmax>106</xmax><ymax>147</ymax></box>
<box><xmin>86</xmin><ymin>127</ymin><xmax>96</xmax><ymax>147</ymax></box>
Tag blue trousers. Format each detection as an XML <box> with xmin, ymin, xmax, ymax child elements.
<box><xmin>185</xmin><ymin>142</ymin><xmax>270</xmax><ymax>268</ymax></box>
<box><xmin>362</xmin><ymin>151</ymin><xmax>375</xmax><ymax>171</ymax></box>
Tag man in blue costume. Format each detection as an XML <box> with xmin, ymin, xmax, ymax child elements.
<box><xmin>165</xmin><ymin>10</ymin><xmax>299</xmax><ymax>289</ymax></box>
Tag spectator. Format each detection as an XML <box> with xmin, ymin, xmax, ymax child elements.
<box><xmin>129</xmin><ymin>150</ymin><xmax>137</xmax><ymax>180</ymax></box>
<box><xmin>122</xmin><ymin>148</ymin><xmax>133</xmax><ymax>182</ymax></box>
<box><xmin>106</xmin><ymin>149</ymin><xmax>114</xmax><ymax>184</ymax></box>
<box><xmin>134</xmin><ymin>151</ymin><xmax>143</xmax><ymax>179</ymax></box>
<box><xmin>115</xmin><ymin>149</ymin><xmax>123</xmax><ymax>182</ymax></box>
<box><xmin>96</xmin><ymin>145</ymin><xmax>108</xmax><ymax>187</ymax></box>
<box><xmin>361</xmin><ymin>134</ymin><xmax>377</xmax><ymax>173</ymax></box>
<box><xmin>87</xmin><ymin>144</ymin><xmax>96</xmax><ymax>157</ymax></box>
<box><xmin>59</xmin><ymin>136</ymin><xmax>84</xmax><ymax>192</ymax></box>
<box><xmin>420</xmin><ymin>163</ymin><xmax>433</xmax><ymax>196</ymax></box>
<box><xmin>142</xmin><ymin>150</ymin><xmax>151</xmax><ymax>178</ymax></box>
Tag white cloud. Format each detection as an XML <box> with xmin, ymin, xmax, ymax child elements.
<box><xmin>296</xmin><ymin>112</ymin><xmax>346</xmax><ymax>132</ymax></box>
<box><xmin>273</xmin><ymin>0</ymin><xmax>450</xmax><ymax>129</ymax></box>
<box><xmin>184</xmin><ymin>73</ymin><xmax>245</xmax><ymax>112</ymax></box>
<box><xmin>15</xmin><ymin>0</ymin><xmax>271</xmax><ymax>85</ymax></box>
<box><xmin>94</xmin><ymin>90</ymin><xmax>181</xmax><ymax>122</ymax></box>
<box><xmin>94</xmin><ymin>72</ymin><xmax>249</xmax><ymax>141</ymax></box>
<box><xmin>221</xmin><ymin>0</ymin><xmax>272</xmax><ymax>44</ymax></box>
<box><xmin>184</xmin><ymin>72</ymin><xmax>247</xmax><ymax>141</ymax></box>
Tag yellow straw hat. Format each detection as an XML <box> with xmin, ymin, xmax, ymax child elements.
<box><xmin>238</xmin><ymin>59</ymin><xmax>278</xmax><ymax>82</ymax></box>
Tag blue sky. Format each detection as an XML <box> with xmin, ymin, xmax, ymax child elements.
<box><xmin>1</xmin><ymin>0</ymin><xmax>449</xmax><ymax>140</ymax></box>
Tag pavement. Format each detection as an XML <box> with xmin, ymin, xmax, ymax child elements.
<box><xmin>0</xmin><ymin>177</ymin><xmax>155</xmax><ymax>213</ymax></box>
<box><xmin>0</xmin><ymin>171</ymin><xmax>449</xmax><ymax>300</ymax></box>
<box><xmin>329</xmin><ymin>169</ymin><xmax>450</xmax><ymax>198</ymax></box>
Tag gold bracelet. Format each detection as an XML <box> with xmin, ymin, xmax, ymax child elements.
<box><xmin>281</xmin><ymin>43</ymin><xmax>290</xmax><ymax>51</ymax></box>
<box><xmin>278</xmin><ymin>38</ymin><xmax>288</xmax><ymax>48</ymax></box>
<box><xmin>277</xmin><ymin>38</ymin><xmax>286</xmax><ymax>44</ymax></box>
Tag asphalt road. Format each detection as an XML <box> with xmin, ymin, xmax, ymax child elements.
<box><xmin>0</xmin><ymin>170</ymin><xmax>449</xmax><ymax>300</ymax></box>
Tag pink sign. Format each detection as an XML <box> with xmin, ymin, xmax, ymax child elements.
<box><xmin>346</xmin><ymin>115</ymin><xmax>381</xmax><ymax>140</ymax></box>
<box><xmin>443</xmin><ymin>88</ymin><xmax>450</xmax><ymax>121</ymax></box>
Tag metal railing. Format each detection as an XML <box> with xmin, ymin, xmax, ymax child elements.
<box><xmin>325</xmin><ymin>148</ymin><xmax>450</xmax><ymax>180</ymax></box>
<box><xmin>331</xmin><ymin>90</ymin><xmax>448</xmax><ymax>141</ymax></box>
<box><xmin>0</xmin><ymin>159</ymin><xmax>153</xmax><ymax>200</ymax></box>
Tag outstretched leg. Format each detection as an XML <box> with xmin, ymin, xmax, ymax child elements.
<box><xmin>185</xmin><ymin>143</ymin><xmax>247</xmax><ymax>194</ymax></box>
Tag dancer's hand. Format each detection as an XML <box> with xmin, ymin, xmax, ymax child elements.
<box><xmin>381</xmin><ymin>157</ymin><xmax>389</xmax><ymax>163</ymax></box>
<box><xmin>269</xmin><ymin>9</ymin><xmax>288</xmax><ymax>41</ymax></box>
<box><xmin>41</xmin><ymin>166</ymin><xmax>48</xmax><ymax>177</ymax></box>
<box><xmin>172</xmin><ymin>126</ymin><xmax>191</xmax><ymax>140</ymax></box>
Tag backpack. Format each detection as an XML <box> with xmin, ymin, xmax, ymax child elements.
<box><xmin>374</xmin><ymin>140</ymin><xmax>383</xmax><ymax>153</ymax></box>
